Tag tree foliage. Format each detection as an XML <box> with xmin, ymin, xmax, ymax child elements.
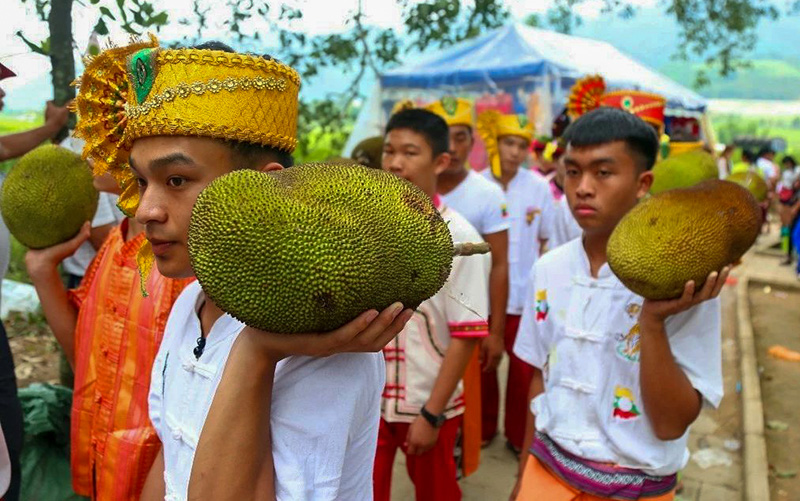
<box><xmin>548</xmin><ymin>0</ymin><xmax>785</xmax><ymax>87</ymax></box>
<box><xmin>13</xmin><ymin>0</ymin><xmax>799</xmax><ymax>154</ymax></box>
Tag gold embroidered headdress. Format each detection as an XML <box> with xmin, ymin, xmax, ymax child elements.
<box><xmin>73</xmin><ymin>35</ymin><xmax>301</xmax><ymax>290</ymax></box>
<box><xmin>476</xmin><ymin>110</ymin><xmax>534</xmax><ymax>179</ymax></box>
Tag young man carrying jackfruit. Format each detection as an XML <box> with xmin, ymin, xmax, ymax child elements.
<box><xmin>375</xmin><ymin>108</ymin><xmax>490</xmax><ymax>500</ymax></box>
<box><xmin>510</xmin><ymin>106</ymin><xmax>729</xmax><ymax>500</ymax></box>
<box><xmin>475</xmin><ymin>109</ymin><xmax>556</xmax><ymax>454</ymax></box>
<box><xmin>73</xmin><ymin>38</ymin><xmax>411</xmax><ymax>500</ymax></box>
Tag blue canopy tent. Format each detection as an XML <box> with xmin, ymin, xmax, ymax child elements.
<box><xmin>344</xmin><ymin>23</ymin><xmax>708</xmax><ymax>155</ymax></box>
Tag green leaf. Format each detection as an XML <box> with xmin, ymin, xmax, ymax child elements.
<box><xmin>99</xmin><ymin>6</ymin><xmax>116</xmax><ymax>20</ymax></box>
<box><xmin>15</xmin><ymin>31</ymin><xmax>50</xmax><ymax>56</ymax></box>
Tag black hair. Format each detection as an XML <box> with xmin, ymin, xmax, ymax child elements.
<box><xmin>741</xmin><ymin>149</ymin><xmax>756</xmax><ymax>163</ymax></box>
<box><xmin>385</xmin><ymin>109</ymin><xmax>449</xmax><ymax>157</ymax></box>
<box><xmin>782</xmin><ymin>155</ymin><xmax>797</xmax><ymax>167</ymax></box>
<box><xmin>562</xmin><ymin>107</ymin><xmax>659</xmax><ymax>171</ymax></box>
<box><xmin>192</xmin><ymin>41</ymin><xmax>294</xmax><ymax>168</ymax></box>
<box><xmin>758</xmin><ymin>146</ymin><xmax>775</xmax><ymax>158</ymax></box>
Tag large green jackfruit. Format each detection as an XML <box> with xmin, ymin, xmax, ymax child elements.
<box><xmin>1</xmin><ymin>145</ymin><xmax>98</xmax><ymax>249</ymax></box>
<box><xmin>650</xmin><ymin>150</ymin><xmax>718</xmax><ymax>195</ymax></box>
<box><xmin>188</xmin><ymin>163</ymin><xmax>482</xmax><ymax>333</ymax></box>
<box><xmin>608</xmin><ymin>179</ymin><xmax>761</xmax><ymax>300</ymax></box>
<box><xmin>726</xmin><ymin>171</ymin><xmax>768</xmax><ymax>202</ymax></box>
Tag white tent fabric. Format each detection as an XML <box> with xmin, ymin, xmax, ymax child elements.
<box><xmin>344</xmin><ymin>23</ymin><xmax>706</xmax><ymax>155</ymax></box>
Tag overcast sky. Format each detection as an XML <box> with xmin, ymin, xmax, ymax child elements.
<box><xmin>2</xmin><ymin>0</ymin><xmax>655</xmax><ymax>96</ymax></box>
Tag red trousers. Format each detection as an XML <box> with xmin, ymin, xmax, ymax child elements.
<box><xmin>481</xmin><ymin>314</ymin><xmax>534</xmax><ymax>449</ymax></box>
<box><xmin>373</xmin><ymin>417</ymin><xmax>463</xmax><ymax>501</ymax></box>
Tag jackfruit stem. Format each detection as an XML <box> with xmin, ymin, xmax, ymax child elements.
<box><xmin>453</xmin><ymin>242</ymin><xmax>491</xmax><ymax>256</ymax></box>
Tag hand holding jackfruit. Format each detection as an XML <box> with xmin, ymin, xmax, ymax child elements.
<box><xmin>1</xmin><ymin>145</ymin><xmax>98</xmax><ymax>249</ymax></box>
<box><xmin>726</xmin><ymin>171</ymin><xmax>768</xmax><ymax>202</ymax></box>
<box><xmin>650</xmin><ymin>150</ymin><xmax>718</xmax><ymax>195</ymax></box>
<box><xmin>188</xmin><ymin>163</ymin><xmax>487</xmax><ymax>333</ymax></box>
<box><xmin>608</xmin><ymin>179</ymin><xmax>761</xmax><ymax>300</ymax></box>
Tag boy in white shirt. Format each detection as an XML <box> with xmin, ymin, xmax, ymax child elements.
<box><xmin>426</xmin><ymin>98</ymin><xmax>510</xmax><ymax>378</ymax></box>
<box><xmin>476</xmin><ymin>110</ymin><xmax>556</xmax><ymax>452</ymax></box>
<box><xmin>512</xmin><ymin>107</ymin><xmax>729</xmax><ymax>500</ymax></box>
<box><xmin>377</xmin><ymin>108</ymin><xmax>490</xmax><ymax>500</ymax></box>
<box><xmin>74</xmin><ymin>39</ymin><xmax>411</xmax><ymax>501</ymax></box>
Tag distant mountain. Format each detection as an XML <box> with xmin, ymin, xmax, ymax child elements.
<box><xmin>659</xmin><ymin>59</ymin><xmax>800</xmax><ymax>100</ymax></box>
<box><xmin>570</xmin><ymin>6</ymin><xmax>800</xmax><ymax>99</ymax></box>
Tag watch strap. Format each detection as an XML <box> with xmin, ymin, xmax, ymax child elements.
<box><xmin>420</xmin><ymin>405</ymin><xmax>445</xmax><ymax>428</ymax></box>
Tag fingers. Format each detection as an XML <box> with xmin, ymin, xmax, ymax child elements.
<box><xmin>326</xmin><ymin>308</ymin><xmax>384</xmax><ymax>351</ymax></box>
<box><xmin>334</xmin><ymin>303</ymin><xmax>408</xmax><ymax>353</ymax></box>
<box><xmin>710</xmin><ymin>266</ymin><xmax>731</xmax><ymax>298</ymax></box>
<box><xmin>695</xmin><ymin>271</ymin><xmax>718</xmax><ymax>302</ymax></box>
<box><xmin>355</xmin><ymin>303</ymin><xmax>404</xmax><ymax>350</ymax></box>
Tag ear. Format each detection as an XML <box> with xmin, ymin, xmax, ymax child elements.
<box><xmin>433</xmin><ymin>152</ymin><xmax>452</xmax><ymax>176</ymax></box>
<box><xmin>636</xmin><ymin>170</ymin><xmax>654</xmax><ymax>199</ymax></box>
<box><xmin>256</xmin><ymin>161</ymin><xmax>284</xmax><ymax>173</ymax></box>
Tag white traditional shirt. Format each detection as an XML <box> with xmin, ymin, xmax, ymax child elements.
<box><xmin>513</xmin><ymin>238</ymin><xmax>723</xmax><ymax>476</ymax></box>
<box><xmin>149</xmin><ymin>281</ymin><xmax>384</xmax><ymax>500</ymax></box>
<box><xmin>381</xmin><ymin>204</ymin><xmax>490</xmax><ymax>424</ymax></box>
<box><xmin>483</xmin><ymin>168</ymin><xmax>555</xmax><ymax>315</ymax></box>
<box><xmin>551</xmin><ymin>197</ymin><xmax>582</xmax><ymax>249</ymax></box>
<box><xmin>441</xmin><ymin>170</ymin><xmax>510</xmax><ymax>236</ymax></box>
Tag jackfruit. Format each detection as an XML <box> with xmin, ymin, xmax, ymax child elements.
<box><xmin>188</xmin><ymin>163</ymin><xmax>484</xmax><ymax>333</ymax></box>
<box><xmin>1</xmin><ymin>145</ymin><xmax>98</xmax><ymax>249</ymax></box>
<box><xmin>726</xmin><ymin>171</ymin><xmax>768</xmax><ymax>203</ymax></box>
<box><xmin>608</xmin><ymin>179</ymin><xmax>761</xmax><ymax>300</ymax></box>
<box><xmin>650</xmin><ymin>150</ymin><xmax>718</xmax><ymax>195</ymax></box>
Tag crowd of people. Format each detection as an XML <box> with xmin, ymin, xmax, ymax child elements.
<box><xmin>0</xmin><ymin>35</ymin><xmax>789</xmax><ymax>501</ymax></box>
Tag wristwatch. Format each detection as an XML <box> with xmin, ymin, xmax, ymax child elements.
<box><xmin>420</xmin><ymin>405</ymin><xmax>446</xmax><ymax>428</ymax></box>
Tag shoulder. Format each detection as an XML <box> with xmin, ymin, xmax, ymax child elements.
<box><xmin>173</xmin><ymin>280</ymin><xmax>203</xmax><ymax>309</ymax></box>
<box><xmin>523</xmin><ymin>169</ymin><xmax>552</xmax><ymax>192</ymax></box>
<box><xmin>468</xmin><ymin>171</ymin><xmax>505</xmax><ymax>197</ymax></box>
<box><xmin>443</xmin><ymin>206</ymin><xmax>483</xmax><ymax>243</ymax></box>
<box><xmin>536</xmin><ymin>238</ymin><xmax>578</xmax><ymax>274</ymax></box>
<box><xmin>162</xmin><ymin>281</ymin><xmax>203</xmax><ymax>334</ymax></box>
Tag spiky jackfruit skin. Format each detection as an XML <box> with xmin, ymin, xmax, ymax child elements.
<box><xmin>1</xmin><ymin>145</ymin><xmax>98</xmax><ymax>249</ymax></box>
<box><xmin>608</xmin><ymin>179</ymin><xmax>761</xmax><ymax>300</ymax></box>
<box><xmin>726</xmin><ymin>171</ymin><xmax>769</xmax><ymax>202</ymax></box>
<box><xmin>650</xmin><ymin>150</ymin><xmax>718</xmax><ymax>195</ymax></box>
<box><xmin>188</xmin><ymin>163</ymin><xmax>454</xmax><ymax>333</ymax></box>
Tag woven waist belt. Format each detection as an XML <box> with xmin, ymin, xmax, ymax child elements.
<box><xmin>530</xmin><ymin>432</ymin><xmax>677</xmax><ymax>500</ymax></box>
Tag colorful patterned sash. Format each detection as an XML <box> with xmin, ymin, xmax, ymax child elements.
<box><xmin>531</xmin><ymin>432</ymin><xmax>677</xmax><ymax>500</ymax></box>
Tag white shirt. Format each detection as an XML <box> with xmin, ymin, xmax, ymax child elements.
<box><xmin>149</xmin><ymin>281</ymin><xmax>384</xmax><ymax>500</ymax></box>
<box><xmin>482</xmin><ymin>168</ymin><xmax>555</xmax><ymax>315</ymax></box>
<box><xmin>60</xmin><ymin>136</ymin><xmax>125</xmax><ymax>277</ymax></box>
<box><xmin>756</xmin><ymin>157</ymin><xmax>777</xmax><ymax>181</ymax></box>
<box><xmin>551</xmin><ymin>196</ymin><xmax>582</xmax><ymax>249</ymax></box>
<box><xmin>513</xmin><ymin>239</ymin><xmax>723</xmax><ymax>476</ymax></box>
<box><xmin>382</xmin><ymin>205</ymin><xmax>490</xmax><ymax>423</ymax></box>
<box><xmin>441</xmin><ymin>170</ymin><xmax>510</xmax><ymax>236</ymax></box>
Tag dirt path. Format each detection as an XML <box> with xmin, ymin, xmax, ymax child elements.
<box><xmin>750</xmin><ymin>284</ymin><xmax>800</xmax><ymax>500</ymax></box>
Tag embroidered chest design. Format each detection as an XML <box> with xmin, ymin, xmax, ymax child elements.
<box><xmin>535</xmin><ymin>289</ymin><xmax>549</xmax><ymax>322</ymax></box>
<box><xmin>613</xmin><ymin>386</ymin><xmax>641</xmax><ymax>420</ymax></box>
<box><xmin>526</xmin><ymin>206</ymin><xmax>541</xmax><ymax>225</ymax></box>
<box><xmin>616</xmin><ymin>323</ymin><xmax>641</xmax><ymax>362</ymax></box>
